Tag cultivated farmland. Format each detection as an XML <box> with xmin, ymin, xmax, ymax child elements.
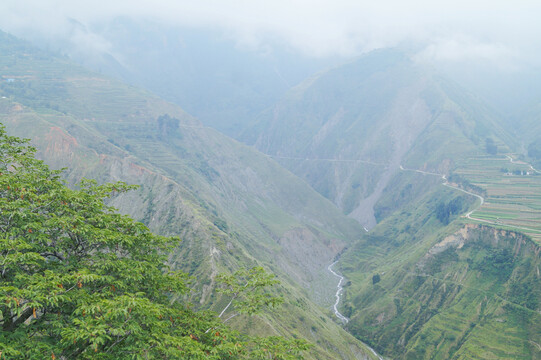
<box><xmin>454</xmin><ymin>154</ymin><xmax>541</xmax><ymax>243</ymax></box>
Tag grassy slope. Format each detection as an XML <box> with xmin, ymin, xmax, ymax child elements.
<box><xmin>333</xmin><ymin>69</ymin><xmax>541</xmax><ymax>358</ymax></box>
<box><xmin>339</xmin><ymin>183</ymin><xmax>540</xmax><ymax>359</ymax></box>
<box><xmin>339</xmin><ymin>104</ymin><xmax>541</xmax><ymax>359</ymax></box>
<box><xmin>0</xmin><ymin>31</ymin><xmax>375</xmax><ymax>359</ymax></box>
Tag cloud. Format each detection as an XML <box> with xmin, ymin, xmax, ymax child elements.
<box><xmin>1</xmin><ymin>0</ymin><xmax>541</xmax><ymax>67</ymax></box>
<box><xmin>413</xmin><ymin>36</ymin><xmax>519</xmax><ymax>70</ymax></box>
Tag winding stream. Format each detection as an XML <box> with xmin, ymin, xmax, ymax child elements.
<box><xmin>318</xmin><ymin>156</ymin><xmax>537</xmax><ymax>360</ymax></box>
<box><xmin>328</xmin><ymin>261</ymin><xmax>386</xmax><ymax>359</ymax></box>
<box><xmin>327</xmin><ymin>261</ymin><xmax>349</xmax><ymax>323</ymax></box>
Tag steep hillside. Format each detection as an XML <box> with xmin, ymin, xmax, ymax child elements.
<box><xmin>328</xmin><ymin>88</ymin><xmax>541</xmax><ymax>358</ymax></box>
<box><xmin>339</xmin><ymin>187</ymin><xmax>541</xmax><ymax>359</ymax></box>
<box><xmin>240</xmin><ymin>47</ymin><xmax>541</xmax><ymax>359</ymax></box>
<box><xmin>0</xmin><ymin>30</ymin><xmax>374</xmax><ymax>359</ymax></box>
<box><xmin>244</xmin><ymin>49</ymin><xmax>513</xmax><ymax>229</ymax></box>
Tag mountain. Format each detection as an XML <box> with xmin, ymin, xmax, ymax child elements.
<box><xmin>0</xmin><ymin>30</ymin><xmax>376</xmax><ymax>359</ymax></box>
<box><xmin>22</xmin><ymin>17</ymin><xmax>338</xmax><ymax>137</ymax></box>
<box><xmin>339</xmin><ymin>189</ymin><xmax>541</xmax><ymax>359</ymax></box>
<box><xmin>243</xmin><ymin>49</ymin><xmax>514</xmax><ymax>229</ymax></box>
<box><xmin>242</xmin><ymin>47</ymin><xmax>540</xmax><ymax>359</ymax></box>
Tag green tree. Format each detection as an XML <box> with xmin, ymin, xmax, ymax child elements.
<box><xmin>0</xmin><ymin>125</ymin><xmax>309</xmax><ymax>359</ymax></box>
<box><xmin>527</xmin><ymin>138</ymin><xmax>541</xmax><ymax>159</ymax></box>
<box><xmin>485</xmin><ymin>137</ymin><xmax>497</xmax><ymax>155</ymax></box>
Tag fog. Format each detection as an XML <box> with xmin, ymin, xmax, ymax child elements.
<box><xmin>1</xmin><ymin>0</ymin><xmax>541</xmax><ymax>68</ymax></box>
<box><xmin>2</xmin><ymin>1</ymin><xmax>541</xmax><ymax>126</ymax></box>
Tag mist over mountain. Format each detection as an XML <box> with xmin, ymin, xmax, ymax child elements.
<box><xmin>243</xmin><ymin>49</ymin><xmax>513</xmax><ymax>229</ymax></box>
<box><xmin>1</xmin><ymin>2</ymin><xmax>540</xmax><ymax>359</ymax></box>
<box><xmin>6</xmin><ymin>17</ymin><xmax>339</xmax><ymax>137</ymax></box>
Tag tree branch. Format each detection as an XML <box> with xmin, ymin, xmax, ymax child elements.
<box><xmin>223</xmin><ymin>313</ymin><xmax>239</xmax><ymax>323</ymax></box>
<box><xmin>64</xmin><ymin>340</ymin><xmax>90</xmax><ymax>359</ymax></box>
<box><xmin>105</xmin><ymin>331</ymin><xmax>131</xmax><ymax>353</ymax></box>
<box><xmin>3</xmin><ymin>306</ymin><xmax>34</xmax><ymax>332</ymax></box>
<box><xmin>41</xmin><ymin>252</ymin><xmax>65</xmax><ymax>262</ymax></box>
<box><xmin>218</xmin><ymin>295</ymin><xmax>236</xmax><ymax>318</ymax></box>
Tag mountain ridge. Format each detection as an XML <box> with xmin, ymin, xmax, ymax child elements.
<box><xmin>0</xmin><ymin>29</ymin><xmax>375</xmax><ymax>360</ymax></box>
<box><xmin>243</xmin><ymin>49</ymin><xmax>512</xmax><ymax>229</ymax></box>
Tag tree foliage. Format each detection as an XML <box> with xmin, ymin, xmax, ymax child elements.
<box><xmin>0</xmin><ymin>125</ymin><xmax>309</xmax><ymax>359</ymax></box>
<box><xmin>527</xmin><ymin>138</ymin><xmax>541</xmax><ymax>159</ymax></box>
<box><xmin>435</xmin><ymin>196</ymin><xmax>465</xmax><ymax>225</ymax></box>
<box><xmin>156</xmin><ymin>114</ymin><xmax>180</xmax><ymax>138</ymax></box>
<box><xmin>485</xmin><ymin>137</ymin><xmax>497</xmax><ymax>155</ymax></box>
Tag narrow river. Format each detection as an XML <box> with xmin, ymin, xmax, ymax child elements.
<box><xmin>327</xmin><ymin>261</ymin><xmax>386</xmax><ymax>359</ymax></box>
<box><xmin>327</xmin><ymin>261</ymin><xmax>349</xmax><ymax>323</ymax></box>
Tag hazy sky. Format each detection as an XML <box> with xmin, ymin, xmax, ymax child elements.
<box><xmin>1</xmin><ymin>1</ymin><xmax>540</xmax><ymax>68</ymax></box>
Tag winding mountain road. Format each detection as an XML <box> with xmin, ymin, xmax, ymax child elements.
<box><xmin>506</xmin><ymin>155</ymin><xmax>541</xmax><ymax>174</ymax></box>
<box><xmin>266</xmin><ymin>154</ymin><xmax>538</xmax><ymax>232</ymax></box>
<box><xmin>401</xmin><ymin>157</ymin><xmax>541</xmax><ymax>235</ymax></box>
<box><xmin>267</xmin><ymin>154</ymin><xmax>388</xmax><ymax>167</ymax></box>
<box><xmin>400</xmin><ymin>164</ymin><xmax>487</xmax><ymax>219</ymax></box>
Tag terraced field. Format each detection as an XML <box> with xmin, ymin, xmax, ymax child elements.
<box><xmin>455</xmin><ymin>154</ymin><xmax>541</xmax><ymax>243</ymax></box>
